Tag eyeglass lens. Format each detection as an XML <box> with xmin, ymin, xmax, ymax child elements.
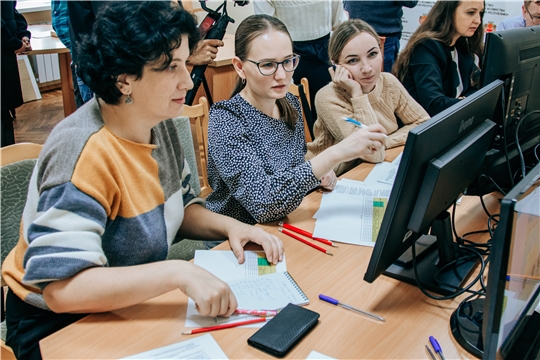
<box><xmin>258</xmin><ymin>56</ymin><xmax>299</xmax><ymax>75</ymax></box>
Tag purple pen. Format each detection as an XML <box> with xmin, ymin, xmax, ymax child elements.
<box><xmin>319</xmin><ymin>294</ymin><xmax>385</xmax><ymax>322</ymax></box>
<box><xmin>429</xmin><ymin>336</ymin><xmax>446</xmax><ymax>360</ymax></box>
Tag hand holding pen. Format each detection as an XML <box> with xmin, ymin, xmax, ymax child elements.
<box><xmin>343</xmin><ymin>117</ymin><xmax>388</xmax><ymax>138</ymax></box>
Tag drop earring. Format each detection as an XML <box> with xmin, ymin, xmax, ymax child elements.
<box><xmin>125</xmin><ymin>93</ymin><xmax>133</xmax><ymax>104</ymax></box>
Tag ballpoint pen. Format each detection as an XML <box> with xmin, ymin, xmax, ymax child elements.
<box><xmin>319</xmin><ymin>294</ymin><xmax>385</xmax><ymax>322</ymax></box>
<box><xmin>425</xmin><ymin>345</ymin><xmax>436</xmax><ymax>360</ymax></box>
<box><xmin>182</xmin><ymin>318</ymin><xmax>267</xmax><ymax>335</ymax></box>
<box><xmin>429</xmin><ymin>336</ymin><xmax>446</xmax><ymax>360</ymax></box>
<box><xmin>234</xmin><ymin>309</ymin><xmax>278</xmax><ymax>317</ymax></box>
<box><xmin>279</xmin><ymin>228</ymin><xmax>333</xmax><ymax>255</ymax></box>
<box><xmin>342</xmin><ymin>117</ymin><xmax>388</xmax><ymax>137</ymax></box>
<box><xmin>278</xmin><ymin>222</ymin><xmax>337</xmax><ymax>247</ymax></box>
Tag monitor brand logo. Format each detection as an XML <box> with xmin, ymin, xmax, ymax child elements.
<box><xmin>458</xmin><ymin>116</ymin><xmax>474</xmax><ymax>133</ymax></box>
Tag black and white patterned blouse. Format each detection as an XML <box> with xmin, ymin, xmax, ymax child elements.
<box><xmin>206</xmin><ymin>92</ymin><xmax>320</xmax><ymax>225</ymax></box>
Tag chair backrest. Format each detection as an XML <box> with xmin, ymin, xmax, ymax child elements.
<box><xmin>288</xmin><ymin>78</ymin><xmax>313</xmax><ymax>143</ymax></box>
<box><xmin>1</xmin><ymin>143</ymin><xmax>42</xmax><ymax>285</ymax></box>
<box><xmin>177</xmin><ymin>96</ymin><xmax>211</xmax><ymax>198</ymax></box>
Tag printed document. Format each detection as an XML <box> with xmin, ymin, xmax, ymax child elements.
<box><xmin>122</xmin><ymin>333</ymin><xmax>228</xmax><ymax>359</ymax></box>
<box><xmin>312</xmin><ymin>179</ymin><xmax>391</xmax><ymax>246</ymax></box>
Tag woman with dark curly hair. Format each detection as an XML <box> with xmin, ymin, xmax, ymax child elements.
<box><xmin>2</xmin><ymin>3</ymin><xmax>283</xmax><ymax>359</ymax></box>
<box><xmin>393</xmin><ymin>0</ymin><xmax>484</xmax><ymax>116</ymax></box>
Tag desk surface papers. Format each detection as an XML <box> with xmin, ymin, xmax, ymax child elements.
<box><xmin>311</xmin><ymin>155</ymin><xmax>402</xmax><ymax>246</ymax></box>
<box><xmin>122</xmin><ymin>334</ymin><xmax>228</xmax><ymax>359</ymax></box>
<box><xmin>312</xmin><ymin>179</ymin><xmax>391</xmax><ymax>246</ymax></box>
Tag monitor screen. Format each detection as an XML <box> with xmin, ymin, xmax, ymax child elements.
<box><xmin>482</xmin><ymin>163</ymin><xmax>540</xmax><ymax>359</ymax></box>
<box><xmin>479</xmin><ymin>25</ymin><xmax>540</xmax><ymax>193</ymax></box>
<box><xmin>364</xmin><ymin>80</ymin><xmax>503</xmax><ymax>295</ymax></box>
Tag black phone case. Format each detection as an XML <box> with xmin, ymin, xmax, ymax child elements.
<box><xmin>247</xmin><ymin>303</ymin><xmax>320</xmax><ymax>358</ymax></box>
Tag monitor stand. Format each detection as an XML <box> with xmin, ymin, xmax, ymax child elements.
<box><xmin>451</xmin><ymin>299</ymin><xmax>540</xmax><ymax>359</ymax></box>
<box><xmin>383</xmin><ymin>211</ymin><xmax>480</xmax><ymax>296</ymax></box>
<box><xmin>450</xmin><ymin>297</ymin><xmax>484</xmax><ymax>358</ymax></box>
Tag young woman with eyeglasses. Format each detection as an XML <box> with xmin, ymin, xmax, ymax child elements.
<box><xmin>204</xmin><ymin>15</ymin><xmax>386</xmax><ymax>247</ymax></box>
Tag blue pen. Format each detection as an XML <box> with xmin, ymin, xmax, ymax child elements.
<box><xmin>429</xmin><ymin>336</ymin><xmax>446</xmax><ymax>360</ymax></box>
<box><xmin>342</xmin><ymin>117</ymin><xmax>388</xmax><ymax>137</ymax></box>
<box><xmin>319</xmin><ymin>294</ymin><xmax>385</xmax><ymax>322</ymax></box>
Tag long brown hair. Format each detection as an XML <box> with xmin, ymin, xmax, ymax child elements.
<box><xmin>231</xmin><ymin>14</ymin><xmax>298</xmax><ymax>129</ymax></box>
<box><xmin>328</xmin><ymin>19</ymin><xmax>381</xmax><ymax>64</ymax></box>
<box><xmin>393</xmin><ymin>0</ymin><xmax>484</xmax><ymax>82</ymax></box>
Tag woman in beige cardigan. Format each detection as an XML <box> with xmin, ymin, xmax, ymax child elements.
<box><xmin>306</xmin><ymin>19</ymin><xmax>429</xmax><ymax>175</ymax></box>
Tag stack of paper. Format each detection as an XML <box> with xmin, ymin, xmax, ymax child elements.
<box><xmin>312</xmin><ymin>155</ymin><xmax>402</xmax><ymax>246</ymax></box>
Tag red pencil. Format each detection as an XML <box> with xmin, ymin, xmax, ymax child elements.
<box><xmin>278</xmin><ymin>222</ymin><xmax>337</xmax><ymax>247</ymax></box>
<box><xmin>279</xmin><ymin>228</ymin><xmax>333</xmax><ymax>256</ymax></box>
<box><xmin>182</xmin><ymin>318</ymin><xmax>266</xmax><ymax>335</ymax></box>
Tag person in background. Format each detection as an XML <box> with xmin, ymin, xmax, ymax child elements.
<box><xmin>307</xmin><ymin>20</ymin><xmax>429</xmax><ymax>176</ymax></box>
<box><xmin>204</xmin><ymin>14</ymin><xmax>386</xmax><ymax>249</ymax></box>
<box><xmin>51</xmin><ymin>1</ymin><xmax>70</xmax><ymax>49</ymax></box>
<box><xmin>67</xmin><ymin>1</ymin><xmax>225</xmax><ymax>107</ymax></box>
<box><xmin>2</xmin><ymin>3</ymin><xmax>283</xmax><ymax>359</ymax></box>
<box><xmin>66</xmin><ymin>1</ymin><xmax>103</xmax><ymax>107</ymax></box>
<box><xmin>254</xmin><ymin>0</ymin><xmax>347</xmax><ymax>133</ymax></box>
<box><xmin>1</xmin><ymin>0</ymin><xmax>31</xmax><ymax>147</ymax></box>
<box><xmin>51</xmin><ymin>0</ymin><xmax>87</xmax><ymax>110</ymax></box>
<box><xmin>393</xmin><ymin>0</ymin><xmax>484</xmax><ymax>117</ymax></box>
<box><xmin>344</xmin><ymin>0</ymin><xmax>418</xmax><ymax>73</ymax></box>
<box><xmin>498</xmin><ymin>0</ymin><xmax>540</xmax><ymax>30</ymax></box>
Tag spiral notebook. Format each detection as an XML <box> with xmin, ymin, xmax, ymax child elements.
<box><xmin>188</xmin><ymin>271</ymin><xmax>309</xmax><ymax>327</ymax></box>
<box><xmin>186</xmin><ymin>251</ymin><xmax>307</xmax><ymax>328</ymax></box>
<box><xmin>227</xmin><ymin>271</ymin><xmax>309</xmax><ymax>310</ymax></box>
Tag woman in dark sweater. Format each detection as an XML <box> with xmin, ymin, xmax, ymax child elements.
<box><xmin>393</xmin><ymin>0</ymin><xmax>484</xmax><ymax>117</ymax></box>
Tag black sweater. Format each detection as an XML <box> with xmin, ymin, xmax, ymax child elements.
<box><xmin>401</xmin><ymin>38</ymin><xmax>479</xmax><ymax>117</ymax></box>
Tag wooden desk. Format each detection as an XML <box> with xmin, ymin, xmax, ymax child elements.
<box><xmin>28</xmin><ymin>25</ymin><xmax>76</xmax><ymax>117</ymax></box>
<box><xmin>190</xmin><ymin>33</ymin><xmax>237</xmax><ymax>104</ymax></box>
<box><xmin>40</xmin><ymin>150</ymin><xmax>501</xmax><ymax>359</ymax></box>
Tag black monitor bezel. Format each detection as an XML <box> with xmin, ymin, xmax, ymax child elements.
<box><xmin>482</xmin><ymin>163</ymin><xmax>540</xmax><ymax>359</ymax></box>
<box><xmin>364</xmin><ymin>79</ymin><xmax>504</xmax><ymax>285</ymax></box>
<box><xmin>479</xmin><ymin>25</ymin><xmax>540</xmax><ymax>191</ymax></box>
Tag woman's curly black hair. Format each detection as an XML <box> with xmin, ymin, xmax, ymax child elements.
<box><xmin>78</xmin><ymin>1</ymin><xmax>200</xmax><ymax>105</ymax></box>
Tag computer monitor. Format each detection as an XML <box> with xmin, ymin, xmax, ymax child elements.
<box><xmin>450</xmin><ymin>163</ymin><xmax>540</xmax><ymax>359</ymax></box>
<box><xmin>482</xmin><ymin>163</ymin><xmax>540</xmax><ymax>359</ymax></box>
<box><xmin>364</xmin><ymin>79</ymin><xmax>503</xmax><ymax>296</ymax></box>
<box><xmin>478</xmin><ymin>25</ymin><xmax>540</xmax><ymax>193</ymax></box>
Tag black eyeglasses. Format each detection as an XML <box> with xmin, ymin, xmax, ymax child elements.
<box><xmin>525</xmin><ymin>5</ymin><xmax>540</xmax><ymax>23</ymax></box>
<box><xmin>247</xmin><ymin>55</ymin><xmax>300</xmax><ymax>76</ymax></box>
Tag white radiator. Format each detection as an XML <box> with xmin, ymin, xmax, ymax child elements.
<box><xmin>34</xmin><ymin>53</ymin><xmax>60</xmax><ymax>84</ymax></box>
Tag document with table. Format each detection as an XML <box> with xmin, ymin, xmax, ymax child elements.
<box><xmin>186</xmin><ymin>251</ymin><xmax>308</xmax><ymax>328</ymax></box>
<box><xmin>312</xmin><ymin>155</ymin><xmax>401</xmax><ymax>246</ymax></box>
